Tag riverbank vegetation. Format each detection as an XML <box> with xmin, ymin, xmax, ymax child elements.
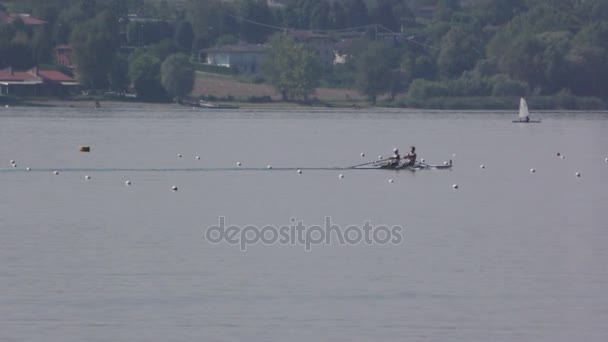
<box><xmin>1</xmin><ymin>0</ymin><xmax>607</xmax><ymax>109</ymax></box>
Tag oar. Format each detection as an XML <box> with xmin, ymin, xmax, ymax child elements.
<box><xmin>349</xmin><ymin>158</ymin><xmax>393</xmax><ymax>169</ymax></box>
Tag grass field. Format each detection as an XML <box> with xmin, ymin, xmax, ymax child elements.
<box><xmin>192</xmin><ymin>72</ymin><xmax>366</xmax><ymax>103</ymax></box>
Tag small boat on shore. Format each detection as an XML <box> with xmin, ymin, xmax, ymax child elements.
<box><xmin>199</xmin><ymin>100</ymin><xmax>239</xmax><ymax>109</ymax></box>
<box><xmin>513</xmin><ymin>98</ymin><xmax>541</xmax><ymax>123</ymax></box>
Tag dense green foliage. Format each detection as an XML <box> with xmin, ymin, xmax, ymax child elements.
<box><xmin>1</xmin><ymin>0</ymin><xmax>607</xmax><ymax>107</ymax></box>
<box><xmin>263</xmin><ymin>34</ymin><xmax>321</xmax><ymax>101</ymax></box>
<box><xmin>160</xmin><ymin>53</ymin><xmax>195</xmax><ymax>99</ymax></box>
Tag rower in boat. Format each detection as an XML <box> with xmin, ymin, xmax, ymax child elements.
<box><xmin>387</xmin><ymin>148</ymin><xmax>401</xmax><ymax>168</ymax></box>
<box><xmin>403</xmin><ymin>146</ymin><xmax>417</xmax><ymax>167</ymax></box>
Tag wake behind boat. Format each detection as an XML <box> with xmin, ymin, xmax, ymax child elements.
<box><xmin>513</xmin><ymin>97</ymin><xmax>541</xmax><ymax>123</ymax></box>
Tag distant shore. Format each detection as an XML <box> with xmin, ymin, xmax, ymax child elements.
<box><xmin>2</xmin><ymin>95</ymin><xmax>606</xmax><ymax>111</ymax></box>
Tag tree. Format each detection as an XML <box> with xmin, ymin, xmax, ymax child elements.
<box><xmin>109</xmin><ymin>54</ymin><xmax>129</xmax><ymax>93</ymax></box>
<box><xmin>437</xmin><ymin>26</ymin><xmax>483</xmax><ymax>79</ymax></box>
<box><xmin>174</xmin><ymin>21</ymin><xmax>194</xmax><ymax>52</ymax></box>
<box><xmin>263</xmin><ymin>34</ymin><xmax>321</xmax><ymax>101</ymax></box>
<box><xmin>354</xmin><ymin>41</ymin><xmax>397</xmax><ymax>104</ymax></box>
<box><xmin>129</xmin><ymin>53</ymin><xmax>166</xmax><ymax>101</ymax></box>
<box><xmin>161</xmin><ymin>53</ymin><xmax>195</xmax><ymax>100</ymax></box>
<box><xmin>237</xmin><ymin>0</ymin><xmax>275</xmax><ymax>42</ymax></box>
<box><xmin>70</xmin><ymin>11</ymin><xmax>119</xmax><ymax>89</ymax></box>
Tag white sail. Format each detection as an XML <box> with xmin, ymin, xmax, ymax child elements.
<box><xmin>519</xmin><ymin>97</ymin><xmax>529</xmax><ymax>119</ymax></box>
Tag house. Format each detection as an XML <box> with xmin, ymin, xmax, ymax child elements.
<box><xmin>0</xmin><ymin>67</ymin><xmax>42</xmax><ymax>96</ymax></box>
<box><xmin>199</xmin><ymin>44</ymin><xmax>268</xmax><ymax>74</ymax></box>
<box><xmin>55</xmin><ymin>45</ymin><xmax>75</xmax><ymax>69</ymax></box>
<box><xmin>287</xmin><ymin>30</ymin><xmax>336</xmax><ymax>67</ymax></box>
<box><xmin>0</xmin><ymin>67</ymin><xmax>78</xmax><ymax>96</ymax></box>
<box><xmin>0</xmin><ymin>11</ymin><xmax>47</xmax><ymax>26</ymax></box>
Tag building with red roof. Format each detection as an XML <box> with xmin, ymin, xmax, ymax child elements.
<box><xmin>0</xmin><ymin>11</ymin><xmax>47</xmax><ymax>26</ymax></box>
<box><xmin>0</xmin><ymin>67</ymin><xmax>78</xmax><ymax>96</ymax></box>
<box><xmin>55</xmin><ymin>45</ymin><xmax>75</xmax><ymax>69</ymax></box>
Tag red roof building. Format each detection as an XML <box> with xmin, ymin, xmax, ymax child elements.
<box><xmin>0</xmin><ymin>67</ymin><xmax>78</xmax><ymax>96</ymax></box>
<box><xmin>55</xmin><ymin>45</ymin><xmax>75</xmax><ymax>69</ymax></box>
<box><xmin>0</xmin><ymin>11</ymin><xmax>47</xmax><ymax>26</ymax></box>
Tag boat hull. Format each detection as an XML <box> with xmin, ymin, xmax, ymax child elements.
<box><xmin>512</xmin><ymin>120</ymin><xmax>541</xmax><ymax>123</ymax></box>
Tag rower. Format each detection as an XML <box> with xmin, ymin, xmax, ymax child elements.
<box><xmin>404</xmin><ymin>146</ymin><xmax>417</xmax><ymax>166</ymax></box>
<box><xmin>388</xmin><ymin>148</ymin><xmax>400</xmax><ymax>167</ymax></box>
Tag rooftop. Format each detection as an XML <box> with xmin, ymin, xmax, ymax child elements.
<box><xmin>0</xmin><ymin>11</ymin><xmax>47</xmax><ymax>26</ymax></box>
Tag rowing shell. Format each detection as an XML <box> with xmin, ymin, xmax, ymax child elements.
<box><xmin>355</xmin><ymin>160</ymin><xmax>453</xmax><ymax>170</ymax></box>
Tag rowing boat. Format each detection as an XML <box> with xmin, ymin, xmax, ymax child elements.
<box><xmin>354</xmin><ymin>159</ymin><xmax>453</xmax><ymax>170</ymax></box>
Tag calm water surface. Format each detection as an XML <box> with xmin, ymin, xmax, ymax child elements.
<box><xmin>1</xmin><ymin>107</ymin><xmax>607</xmax><ymax>341</ymax></box>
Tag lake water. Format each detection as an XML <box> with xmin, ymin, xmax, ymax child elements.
<box><xmin>1</xmin><ymin>107</ymin><xmax>608</xmax><ymax>342</ymax></box>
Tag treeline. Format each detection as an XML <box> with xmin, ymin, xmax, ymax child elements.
<box><xmin>2</xmin><ymin>0</ymin><xmax>608</xmax><ymax>107</ymax></box>
<box><xmin>1</xmin><ymin>0</ymin><xmax>195</xmax><ymax>101</ymax></box>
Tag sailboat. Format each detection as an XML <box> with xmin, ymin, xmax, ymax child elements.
<box><xmin>513</xmin><ymin>98</ymin><xmax>541</xmax><ymax>123</ymax></box>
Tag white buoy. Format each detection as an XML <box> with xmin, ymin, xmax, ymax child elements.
<box><xmin>480</xmin><ymin>164</ymin><xmax>486</xmax><ymax>169</ymax></box>
<box><xmin>10</xmin><ymin>160</ymin><xmax>15</xmax><ymax>165</ymax></box>
<box><xmin>12</xmin><ymin>164</ymin><xmax>17</xmax><ymax>168</ymax></box>
<box><xmin>4</xmin><ymin>105</ymin><xmax>8</xmax><ymax>108</ymax></box>
<box><xmin>196</xmin><ymin>156</ymin><xmax>201</xmax><ymax>160</ymax></box>
<box><xmin>297</xmin><ymin>169</ymin><xmax>302</xmax><ymax>174</ymax></box>
<box><xmin>339</xmin><ymin>174</ymin><xmax>344</xmax><ymax>179</ymax></box>
<box><xmin>605</xmin><ymin>158</ymin><xmax>608</xmax><ymax>163</ymax></box>
<box><xmin>443</xmin><ymin>161</ymin><xmax>449</xmax><ymax>166</ymax></box>
<box><xmin>575</xmin><ymin>172</ymin><xmax>581</xmax><ymax>177</ymax></box>
<box><xmin>452</xmin><ymin>184</ymin><xmax>459</xmax><ymax>189</ymax></box>
<box><xmin>25</xmin><ymin>167</ymin><xmax>31</xmax><ymax>171</ymax></box>
<box><xmin>171</xmin><ymin>185</ymin><xmax>178</xmax><ymax>191</ymax></box>
<box><xmin>267</xmin><ymin>165</ymin><xmax>272</xmax><ymax>169</ymax></box>
<box><xmin>360</xmin><ymin>153</ymin><xmax>365</xmax><ymax>157</ymax></box>
<box><xmin>177</xmin><ymin>154</ymin><xmax>182</xmax><ymax>158</ymax></box>
<box><xmin>237</xmin><ymin>162</ymin><xmax>242</xmax><ymax>167</ymax></box>
<box><xmin>452</xmin><ymin>153</ymin><xmax>456</xmax><ymax>158</ymax></box>
<box><xmin>378</xmin><ymin>155</ymin><xmax>383</xmax><ymax>160</ymax></box>
<box><xmin>85</xmin><ymin>175</ymin><xmax>91</xmax><ymax>180</ymax></box>
<box><xmin>388</xmin><ymin>179</ymin><xmax>394</xmax><ymax>183</ymax></box>
<box><xmin>530</xmin><ymin>168</ymin><xmax>536</xmax><ymax>173</ymax></box>
<box><xmin>53</xmin><ymin>170</ymin><xmax>59</xmax><ymax>175</ymax></box>
<box><xmin>560</xmin><ymin>155</ymin><xmax>565</xmax><ymax>159</ymax></box>
<box><xmin>125</xmin><ymin>180</ymin><xmax>132</xmax><ymax>186</ymax></box>
<box><xmin>420</xmin><ymin>158</ymin><xmax>425</xmax><ymax>163</ymax></box>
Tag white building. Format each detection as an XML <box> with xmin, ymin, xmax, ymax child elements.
<box><xmin>199</xmin><ymin>44</ymin><xmax>268</xmax><ymax>74</ymax></box>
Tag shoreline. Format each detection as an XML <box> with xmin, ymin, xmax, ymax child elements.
<box><xmin>2</xmin><ymin>96</ymin><xmax>606</xmax><ymax>111</ymax></box>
